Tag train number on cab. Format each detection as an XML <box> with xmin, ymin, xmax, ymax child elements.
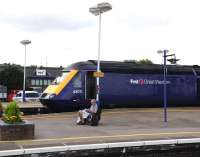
<box><xmin>73</xmin><ymin>90</ymin><xmax>83</xmax><ymax>94</ymax></box>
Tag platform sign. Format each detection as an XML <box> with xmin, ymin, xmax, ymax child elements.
<box><xmin>36</xmin><ymin>69</ymin><xmax>46</xmax><ymax>76</ymax></box>
<box><xmin>93</xmin><ymin>72</ymin><xmax>104</xmax><ymax>77</ymax></box>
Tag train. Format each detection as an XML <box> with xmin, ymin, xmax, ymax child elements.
<box><xmin>40</xmin><ymin>60</ymin><xmax>200</xmax><ymax>112</ymax></box>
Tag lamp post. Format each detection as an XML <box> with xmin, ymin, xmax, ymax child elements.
<box><xmin>89</xmin><ymin>2</ymin><xmax>112</xmax><ymax>107</ymax></box>
<box><xmin>20</xmin><ymin>40</ymin><xmax>31</xmax><ymax>102</ymax></box>
<box><xmin>157</xmin><ymin>50</ymin><xmax>179</xmax><ymax>124</ymax></box>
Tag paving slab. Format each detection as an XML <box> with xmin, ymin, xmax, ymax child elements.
<box><xmin>1</xmin><ymin>107</ymin><xmax>200</xmax><ymax>149</ymax></box>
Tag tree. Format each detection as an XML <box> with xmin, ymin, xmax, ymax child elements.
<box><xmin>0</xmin><ymin>64</ymin><xmax>24</xmax><ymax>92</ymax></box>
<box><xmin>124</xmin><ymin>59</ymin><xmax>153</xmax><ymax>64</ymax></box>
<box><xmin>138</xmin><ymin>59</ymin><xmax>153</xmax><ymax>64</ymax></box>
<box><xmin>123</xmin><ymin>59</ymin><xmax>138</xmax><ymax>63</ymax></box>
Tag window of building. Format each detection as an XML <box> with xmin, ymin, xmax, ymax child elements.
<box><xmin>36</xmin><ymin>80</ymin><xmax>40</xmax><ymax>86</ymax></box>
<box><xmin>31</xmin><ymin>79</ymin><xmax>36</xmax><ymax>86</ymax></box>
<box><xmin>40</xmin><ymin>80</ymin><xmax>43</xmax><ymax>86</ymax></box>
<box><xmin>73</xmin><ymin>73</ymin><xmax>82</xmax><ymax>88</ymax></box>
<box><xmin>44</xmin><ymin>80</ymin><xmax>48</xmax><ymax>85</ymax></box>
<box><xmin>48</xmin><ymin>80</ymin><xmax>52</xmax><ymax>85</ymax></box>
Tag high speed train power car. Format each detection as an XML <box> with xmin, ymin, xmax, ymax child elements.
<box><xmin>40</xmin><ymin>60</ymin><xmax>200</xmax><ymax>112</ymax></box>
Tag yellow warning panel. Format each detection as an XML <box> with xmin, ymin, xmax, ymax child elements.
<box><xmin>93</xmin><ymin>71</ymin><xmax>104</xmax><ymax>77</ymax></box>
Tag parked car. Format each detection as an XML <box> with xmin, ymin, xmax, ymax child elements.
<box><xmin>13</xmin><ymin>91</ymin><xmax>40</xmax><ymax>102</ymax></box>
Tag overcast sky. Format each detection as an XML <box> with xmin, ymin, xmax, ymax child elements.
<box><xmin>0</xmin><ymin>0</ymin><xmax>200</xmax><ymax>67</ymax></box>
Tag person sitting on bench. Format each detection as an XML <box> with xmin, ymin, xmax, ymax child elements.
<box><xmin>77</xmin><ymin>99</ymin><xmax>98</xmax><ymax>125</ymax></box>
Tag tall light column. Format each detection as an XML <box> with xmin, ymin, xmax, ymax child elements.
<box><xmin>96</xmin><ymin>12</ymin><xmax>101</xmax><ymax>103</ymax></box>
<box><xmin>157</xmin><ymin>50</ymin><xmax>179</xmax><ymax>124</ymax></box>
<box><xmin>163</xmin><ymin>49</ymin><xmax>167</xmax><ymax>123</ymax></box>
<box><xmin>89</xmin><ymin>2</ymin><xmax>112</xmax><ymax>107</ymax></box>
<box><xmin>20</xmin><ymin>40</ymin><xmax>31</xmax><ymax>102</ymax></box>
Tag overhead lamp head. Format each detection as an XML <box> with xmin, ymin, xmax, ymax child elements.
<box><xmin>157</xmin><ymin>49</ymin><xmax>169</xmax><ymax>54</ymax></box>
<box><xmin>163</xmin><ymin>49</ymin><xmax>169</xmax><ymax>53</ymax></box>
<box><xmin>157</xmin><ymin>50</ymin><xmax>163</xmax><ymax>54</ymax></box>
<box><xmin>20</xmin><ymin>40</ymin><xmax>31</xmax><ymax>45</ymax></box>
<box><xmin>167</xmin><ymin>58</ymin><xmax>180</xmax><ymax>64</ymax></box>
<box><xmin>89</xmin><ymin>2</ymin><xmax>112</xmax><ymax>16</ymax></box>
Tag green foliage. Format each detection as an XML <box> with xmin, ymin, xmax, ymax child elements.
<box><xmin>138</xmin><ymin>59</ymin><xmax>153</xmax><ymax>64</ymax></box>
<box><xmin>2</xmin><ymin>101</ymin><xmax>23</xmax><ymax>124</ymax></box>
<box><xmin>0</xmin><ymin>101</ymin><xmax>3</xmax><ymax>115</ymax></box>
<box><xmin>124</xmin><ymin>59</ymin><xmax>154</xmax><ymax>64</ymax></box>
<box><xmin>124</xmin><ymin>59</ymin><xmax>138</xmax><ymax>63</ymax></box>
<box><xmin>0</xmin><ymin>64</ymin><xmax>24</xmax><ymax>92</ymax></box>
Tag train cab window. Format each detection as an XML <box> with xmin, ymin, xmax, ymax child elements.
<box><xmin>73</xmin><ymin>73</ymin><xmax>82</xmax><ymax>88</ymax></box>
<box><xmin>52</xmin><ymin>72</ymin><xmax>69</xmax><ymax>85</ymax></box>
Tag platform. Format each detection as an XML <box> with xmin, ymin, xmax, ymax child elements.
<box><xmin>0</xmin><ymin>107</ymin><xmax>200</xmax><ymax>155</ymax></box>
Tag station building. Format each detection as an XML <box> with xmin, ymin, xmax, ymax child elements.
<box><xmin>0</xmin><ymin>64</ymin><xmax>63</xmax><ymax>93</ymax></box>
<box><xmin>26</xmin><ymin>66</ymin><xmax>63</xmax><ymax>92</ymax></box>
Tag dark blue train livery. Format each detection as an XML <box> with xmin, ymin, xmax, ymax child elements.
<box><xmin>40</xmin><ymin>60</ymin><xmax>200</xmax><ymax>112</ymax></box>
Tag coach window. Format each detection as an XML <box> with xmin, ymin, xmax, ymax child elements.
<box><xmin>73</xmin><ymin>73</ymin><xmax>82</xmax><ymax>88</ymax></box>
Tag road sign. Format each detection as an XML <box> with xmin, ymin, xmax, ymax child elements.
<box><xmin>93</xmin><ymin>72</ymin><xmax>104</xmax><ymax>77</ymax></box>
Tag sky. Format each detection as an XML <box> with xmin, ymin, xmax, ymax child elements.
<box><xmin>0</xmin><ymin>0</ymin><xmax>200</xmax><ymax>67</ymax></box>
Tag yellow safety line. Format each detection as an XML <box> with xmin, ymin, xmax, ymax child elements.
<box><xmin>12</xmin><ymin>131</ymin><xmax>200</xmax><ymax>144</ymax></box>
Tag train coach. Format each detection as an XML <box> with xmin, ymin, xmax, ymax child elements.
<box><xmin>40</xmin><ymin>60</ymin><xmax>200</xmax><ymax>112</ymax></box>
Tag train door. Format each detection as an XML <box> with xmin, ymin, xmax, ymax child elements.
<box><xmin>85</xmin><ymin>71</ymin><xmax>96</xmax><ymax>100</ymax></box>
<box><xmin>197</xmin><ymin>78</ymin><xmax>200</xmax><ymax>98</ymax></box>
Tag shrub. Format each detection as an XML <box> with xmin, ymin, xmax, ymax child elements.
<box><xmin>2</xmin><ymin>101</ymin><xmax>23</xmax><ymax>124</ymax></box>
<box><xmin>0</xmin><ymin>101</ymin><xmax>3</xmax><ymax>116</ymax></box>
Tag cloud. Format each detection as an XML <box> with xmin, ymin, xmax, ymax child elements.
<box><xmin>118</xmin><ymin>15</ymin><xmax>169</xmax><ymax>31</ymax></box>
<box><xmin>0</xmin><ymin>14</ymin><xmax>94</xmax><ymax>32</ymax></box>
